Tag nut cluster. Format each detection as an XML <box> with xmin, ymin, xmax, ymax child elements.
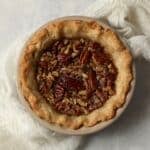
<box><xmin>36</xmin><ymin>38</ymin><xmax>117</xmax><ymax>116</ymax></box>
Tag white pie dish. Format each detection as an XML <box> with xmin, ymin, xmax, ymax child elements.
<box><xmin>17</xmin><ymin>16</ymin><xmax>136</xmax><ymax>135</ymax></box>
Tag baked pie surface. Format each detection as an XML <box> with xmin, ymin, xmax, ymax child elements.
<box><xmin>18</xmin><ymin>19</ymin><xmax>133</xmax><ymax>129</ymax></box>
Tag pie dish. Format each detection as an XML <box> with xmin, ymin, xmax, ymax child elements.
<box><xmin>18</xmin><ymin>16</ymin><xmax>134</xmax><ymax>132</ymax></box>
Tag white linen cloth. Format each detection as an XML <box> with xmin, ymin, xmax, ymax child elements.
<box><xmin>0</xmin><ymin>0</ymin><xmax>150</xmax><ymax>150</ymax></box>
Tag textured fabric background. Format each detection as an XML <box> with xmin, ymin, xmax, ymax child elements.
<box><xmin>0</xmin><ymin>0</ymin><xmax>150</xmax><ymax>150</ymax></box>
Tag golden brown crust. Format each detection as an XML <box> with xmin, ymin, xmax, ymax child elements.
<box><xmin>18</xmin><ymin>19</ymin><xmax>133</xmax><ymax>129</ymax></box>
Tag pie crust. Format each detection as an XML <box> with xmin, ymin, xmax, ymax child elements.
<box><xmin>18</xmin><ymin>18</ymin><xmax>133</xmax><ymax>129</ymax></box>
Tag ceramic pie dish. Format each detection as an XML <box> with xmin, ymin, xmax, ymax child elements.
<box><xmin>17</xmin><ymin>16</ymin><xmax>135</xmax><ymax>135</ymax></box>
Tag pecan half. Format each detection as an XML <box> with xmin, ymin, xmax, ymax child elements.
<box><xmin>54</xmin><ymin>78</ymin><xmax>65</xmax><ymax>101</ymax></box>
<box><xmin>60</xmin><ymin>75</ymin><xmax>83</xmax><ymax>91</ymax></box>
<box><xmin>53</xmin><ymin>101</ymin><xmax>84</xmax><ymax>116</ymax></box>
<box><xmin>57</xmin><ymin>53</ymin><xmax>71</xmax><ymax>64</ymax></box>
<box><xmin>54</xmin><ymin>75</ymin><xmax>84</xmax><ymax>101</ymax></box>
<box><xmin>80</xmin><ymin>49</ymin><xmax>91</xmax><ymax>65</ymax></box>
<box><xmin>95</xmin><ymin>90</ymin><xmax>108</xmax><ymax>103</ymax></box>
<box><xmin>86</xmin><ymin>69</ymin><xmax>97</xmax><ymax>97</ymax></box>
<box><xmin>38</xmin><ymin>81</ymin><xmax>48</xmax><ymax>94</ymax></box>
<box><xmin>87</xmin><ymin>95</ymin><xmax>103</xmax><ymax>111</ymax></box>
<box><xmin>93</xmin><ymin>42</ymin><xmax>103</xmax><ymax>50</ymax></box>
<box><xmin>38</xmin><ymin>61</ymin><xmax>47</xmax><ymax>69</ymax></box>
<box><xmin>92</xmin><ymin>51</ymin><xmax>110</xmax><ymax>65</ymax></box>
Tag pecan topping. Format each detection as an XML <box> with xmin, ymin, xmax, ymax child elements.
<box><xmin>56</xmin><ymin>75</ymin><xmax>83</xmax><ymax>91</ymax></box>
<box><xmin>38</xmin><ymin>61</ymin><xmax>48</xmax><ymax>69</ymax></box>
<box><xmin>54</xmin><ymin>83</ymin><xmax>65</xmax><ymax>101</ymax></box>
<box><xmin>36</xmin><ymin>38</ymin><xmax>117</xmax><ymax>116</ymax></box>
<box><xmin>93</xmin><ymin>42</ymin><xmax>102</xmax><ymax>49</ymax></box>
<box><xmin>80</xmin><ymin>49</ymin><xmax>91</xmax><ymax>65</ymax></box>
<box><xmin>86</xmin><ymin>69</ymin><xmax>97</xmax><ymax>97</ymax></box>
<box><xmin>95</xmin><ymin>90</ymin><xmax>108</xmax><ymax>103</ymax></box>
<box><xmin>64</xmin><ymin>76</ymin><xmax>83</xmax><ymax>90</ymax></box>
<box><xmin>92</xmin><ymin>50</ymin><xmax>110</xmax><ymax>65</ymax></box>
<box><xmin>57</xmin><ymin>53</ymin><xmax>71</xmax><ymax>64</ymax></box>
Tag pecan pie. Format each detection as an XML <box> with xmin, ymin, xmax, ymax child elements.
<box><xmin>18</xmin><ymin>18</ymin><xmax>133</xmax><ymax>129</ymax></box>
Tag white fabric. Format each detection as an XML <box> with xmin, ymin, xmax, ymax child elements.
<box><xmin>0</xmin><ymin>0</ymin><xmax>150</xmax><ymax>150</ymax></box>
<box><xmin>85</xmin><ymin>0</ymin><xmax>150</xmax><ymax>60</ymax></box>
<box><xmin>0</xmin><ymin>33</ymin><xmax>82</xmax><ymax>150</ymax></box>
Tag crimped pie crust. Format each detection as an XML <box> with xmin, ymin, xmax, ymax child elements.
<box><xmin>18</xmin><ymin>18</ymin><xmax>133</xmax><ymax>129</ymax></box>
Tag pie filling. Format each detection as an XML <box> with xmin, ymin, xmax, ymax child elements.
<box><xmin>36</xmin><ymin>38</ymin><xmax>117</xmax><ymax>116</ymax></box>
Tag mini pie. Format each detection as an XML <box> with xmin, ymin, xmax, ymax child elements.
<box><xmin>18</xmin><ymin>18</ymin><xmax>133</xmax><ymax>129</ymax></box>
